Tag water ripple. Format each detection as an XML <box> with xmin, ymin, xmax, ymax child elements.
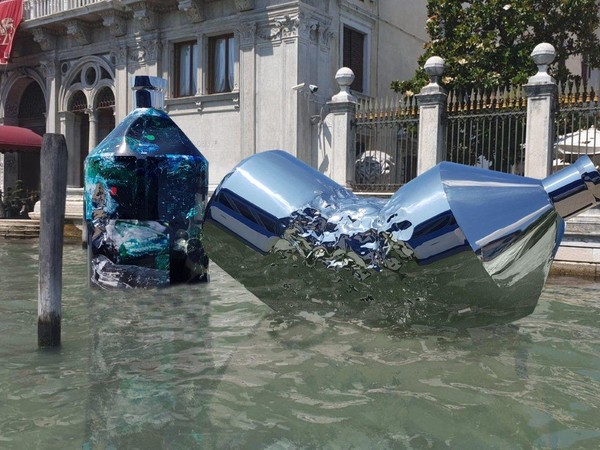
<box><xmin>1</xmin><ymin>242</ymin><xmax>600</xmax><ymax>448</ymax></box>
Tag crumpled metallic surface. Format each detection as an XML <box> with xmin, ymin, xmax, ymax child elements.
<box><xmin>204</xmin><ymin>151</ymin><xmax>600</xmax><ymax>328</ymax></box>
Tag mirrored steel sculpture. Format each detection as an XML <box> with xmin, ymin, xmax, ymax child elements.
<box><xmin>84</xmin><ymin>76</ymin><xmax>208</xmax><ymax>288</ymax></box>
<box><xmin>204</xmin><ymin>150</ymin><xmax>600</xmax><ymax>327</ymax></box>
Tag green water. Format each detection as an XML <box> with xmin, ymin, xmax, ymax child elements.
<box><xmin>1</xmin><ymin>240</ymin><xmax>600</xmax><ymax>449</ymax></box>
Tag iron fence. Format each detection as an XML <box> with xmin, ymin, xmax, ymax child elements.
<box><xmin>353</xmin><ymin>95</ymin><xmax>419</xmax><ymax>192</ymax></box>
<box><xmin>352</xmin><ymin>82</ymin><xmax>600</xmax><ymax>192</ymax></box>
<box><xmin>446</xmin><ymin>87</ymin><xmax>527</xmax><ymax>174</ymax></box>
<box><xmin>555</xmin><ymin>83</ymin><xmax>600</xmax><ymax>168</ymax></box>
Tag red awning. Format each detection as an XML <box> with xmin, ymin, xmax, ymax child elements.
<box><xmin>0</xmin><ymin>125</ymin><xmax>43</xmax><ymax>153</ymax></box>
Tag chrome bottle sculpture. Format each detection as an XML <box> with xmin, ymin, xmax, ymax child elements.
<box><xmin>84</xmin><ymin>76</ymin><xmax>208</xmax><ymax>288</ymax></box>
<box><xmin>204</xmin><ymin>150</ymin><xmax>600</xmax><ymax>327</ymax></box>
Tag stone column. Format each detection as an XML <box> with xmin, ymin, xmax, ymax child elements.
<box><xmin>319</xmin><ymin>67</ymin><xmax>357</xmax><ymax>188</ymax></box>
<box><xmin>524</xmin><ymin>43</ymin><xmax>557</xmax><ymax>179</ymax></box>
<box><xmin>416</xmin><ymin>56</ymin><xmax>448</xmax><ymax>175</ymax></box>
<box><xmin>59</xmin><ymin>111</ymin><xmax>79</xmax><ymax>187</ymax></box>
<box><xmin>41</xmin><ymin>60</ymin><xmax>59</xmax><ymax>133</ymax></box>
<box><xmin>239</xmin><ymin>22</ymin><xmax>257</xmax><ymax>160</ymax></box>
<box><xmin>2</xmin><ymin>153</ymin><xmax>18</xmax><ymax>190</ymax></box>
<box><xmin>87</xmin><ymin>108</ymin><xmax>98</xmax><ymax>153</ymax></box>
<box><xmin>112</xmin><ymin>43</ymin><xmax>129</xmax><ymax>122</ymax></box>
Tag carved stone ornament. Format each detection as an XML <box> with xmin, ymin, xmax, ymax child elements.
<box><xmin>298</xmin><ymin>16</ymin><xmax>320</xmax><ymax>42</ymax></box>
<box><xmin>239</xmin><ymin>22</ymin><xmax>256</xmax><ymax>48</ymax></box>
<box><xmin>31</xmin><ymin>28</ymin><xmax>56</xmax><ymax>51</ymax></box>
<box><xmin>297</xmin><ymin>13</ymin><xmax>334</xmax><ymax>48</ymax></box>
<box><xmin>234</xmin><ymin>0</ymin><xmax>255</xmax><ymax>11</ymax></box>
<box><xmin>178</xmin><ymin>0</ymin><xmax>204</xmax><ymax>23</ymax></box>
<box><xmin>277</xmin><ymin>15</ymin><xmax>300</xmax><ymax>38</ymax></box>
<box><xmin>144</xmin><ymin>39</ymin><xmax>160</xmax><ymax>64</ymax></box>
<box><xmin>259</xmin><ymin>15</ymin><xmax>300</xmax><ymax>42</ymax></box>
<box><xmin>40</xmin><ymin>60</ymin><xmax>56</xmax><ymax>78</ymax></box>
<box><xmin>130</xmin><ymin>39</ymin><xmax>161</xmax><ymax>64</ymax></box>
<box><xmin>130</xmin><ymin>46</ymin><xmax>145</xmax><ymax>64</ymax></box>
<box><xmin>101</xmin><ymin>11</ymin><xmax>128</xmax><ymax>37</ymax></box>
<box><xmin>130</xmin><ymin>2</ymin><xmax>157</xmax><ymax>31</ymax></box>
<box><xmin>320</xmin><ymin>26</ymin><xmax>335</xmax><ymax>49</ymax></box>
<box><xmin>66</xmin><ymin>20</ymin><xmax>91</xmax><ymax>46</ymax></box>
<box><xmin>112</xmin><ymin>43</ymin><xmax>128</xmax><ymax>67</ymax></box>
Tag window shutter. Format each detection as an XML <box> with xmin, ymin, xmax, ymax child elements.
<box><xmin>343</xmin><ymin>27</ymin><xmax>365</xmax><ymax>93</ymax></box>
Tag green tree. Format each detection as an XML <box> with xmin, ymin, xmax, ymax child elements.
<box><xmin>392</xmin><ymin>0</ymin><xmax>600</xmax><ymax>93</ymax></box>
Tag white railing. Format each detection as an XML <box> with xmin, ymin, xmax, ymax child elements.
<box><xmin>24</xmin><ymin>0</ymin><xmax>106</xmax><ymax>20</ymax></box>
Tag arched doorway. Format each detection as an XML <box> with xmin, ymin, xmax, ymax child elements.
<box><xmin>17</xmin><ymin>81</ymin><xmax>45</xmax><ymax>192</ymax></box>
<box><xmin>67</xmin><ymin>90</ymin><xmax>89</xmax><ymax>186</ymax></box>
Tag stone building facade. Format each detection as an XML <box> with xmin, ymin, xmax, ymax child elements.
<box><xmin>0</xmin><ymin>0</ymin><xmax>426</xmax><ymax>193</ymax></box>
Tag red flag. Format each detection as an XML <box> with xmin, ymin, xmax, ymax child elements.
<box><xmin>0</xmin><ymin>0</ymin><xmax>23</xmax><ymax>64</ymax></box>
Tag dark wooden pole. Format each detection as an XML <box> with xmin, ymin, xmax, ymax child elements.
<box><xmin>38</xmin><ymin>134</ymin><xmax>68</xmax><ymax>348</ymax></box>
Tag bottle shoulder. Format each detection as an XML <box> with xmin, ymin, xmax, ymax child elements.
<box><xmin>88</xmin><ymin>108</ymin><xmax>206</xmax><ymax>158</ymax></box>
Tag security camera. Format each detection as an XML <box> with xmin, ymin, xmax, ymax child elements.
<box><xmin>309</xmin><ymin>84</ymin><xmax>319</xmax><ymax>93</ymax></box>
<box><xmin>291</xmin><ymin>83</ymin><xmax>305</xmax><ymax>91</ymax></box>
<box><xmin>310</xmin><ymin>115</ymin><xmax>322</xmax><ymax>125</ymax></box>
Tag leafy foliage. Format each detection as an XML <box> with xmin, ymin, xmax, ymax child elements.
<box><xmin>392</xmin><ymin>0</ymin><xmax>600</xmax><ymax>93</ymax></box>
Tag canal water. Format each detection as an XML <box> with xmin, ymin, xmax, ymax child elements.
<box><xmin>1</xmin><ymin>240</ymin><xmax>599</xmax><ymax>449</ymax></box>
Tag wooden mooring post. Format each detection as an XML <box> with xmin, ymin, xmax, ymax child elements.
<box><xmin>38</xmin><ymin>134</ymin><xmax>68</xmax><ymax>348</ymax></box>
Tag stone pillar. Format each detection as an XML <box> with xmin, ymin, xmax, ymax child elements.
<box><xmin>239</xmin><ymin>22</ymin><xmax>257</xmax><ymax>160</ymax></box>
<box><xmin>524</xmin><ymin>43</ymin><xmax>557</xmax><ymax>179</ymax></box>
<box><xmin>59</xmin><ymin>111</ymin><xmax>79</xmax><ymax>187</ymax></box>
<box><xmin>2</xmin><ymin>153</ymin><xmax>18</xmax><ymax>190</ymax></box>
<box><xmin>319</xmin><ymin>67</ymin><xmax>357</xmax><ymax>188</ymax></box>
<box><xmin>87</xmin><ymin>108</ymin><xmax>98</xmax><ymax>153</ymax></box>
<box><xmin>113</xmin><ymin>43</ymin><xmax>129</xmax><ymax>122</ymax></box>
<box><xmin>41</xmin><ymin>60</ymin><xmax>59</xmax><ymax>133</ymax></box>
<box><xmin>416</xmin><ymin>56</ymin><xmax>448</xmax><ymax>175</ymax></box>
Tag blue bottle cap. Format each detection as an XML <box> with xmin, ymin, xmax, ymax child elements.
<box><xmin>131</xmin><ymin>76</ymin><xmax>167</xmax><ymax>110</ymax></box>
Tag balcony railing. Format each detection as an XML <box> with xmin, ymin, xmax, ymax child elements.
<box><xmin>24</xmin><ymin>0</ymin><xmax>107</xmax><ymax>20</ymax></box>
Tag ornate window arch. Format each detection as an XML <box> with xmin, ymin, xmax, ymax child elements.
<box><xmin>68</xmin><ymin>90</ymin><xmax>88</xmax><ymax>113</ymax></box>
<box><xmin>59</xmin><ymin>56</ymin><xmax>115</xmax><ymax>113</ymax></box>
<box><xmin>93</xmin><ymin>85</ymin><xmax>116</xmax><ymax>110</ymax></box>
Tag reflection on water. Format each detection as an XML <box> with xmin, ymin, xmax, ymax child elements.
<box><xmin>1</xmin><ymin>241</ymin><xmax>599</xmax><ymax>449</ymax></box>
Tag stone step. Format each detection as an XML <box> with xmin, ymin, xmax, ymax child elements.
<box><xmin>565</xmin><ymin>223</ymin><xmax>600</xmax><ymax>236</ymax></box>
<box><xmin>555</xmin><ymin>244</ymin><xmax>600</xmax><ymax>264</ymax></box>
<box><xmin>0</xmin><ymin>220</ymin><xmax>40</xmax><ymax>239</ymax></box>
<box><xmin>565</xmin><ymin>207</ymin><xmax>600</xmax><ymax>235</ymax></box>
<box><xmin>549</xmin><ymin>206</ymin><xmax>600</xmax><ymax>271</ymax></box>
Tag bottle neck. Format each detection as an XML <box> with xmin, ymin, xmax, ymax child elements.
<box><xmin>542</xmin><ymin>156</ymin><xmax>600</xmax><ymax>219</ymax></box>
<box><xmin>131</xmin><ymin>76</ymin><xmax>166</xmax><ymax>110</ymax></box>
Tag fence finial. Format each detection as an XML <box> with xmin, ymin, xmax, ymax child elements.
<box><xmin>332</xmin><ymin>67</ymin><xmax>357</xmax><ymax>103</ymax></box>
<box><xmin>529</xmin><ymin>43</ymin><xmax>556</xmax><ymax>83</ymax></box>
<box><xmin>422</xmin><ymin>56</ymin><xmax>445</xmax><ymax>94</ymax></box>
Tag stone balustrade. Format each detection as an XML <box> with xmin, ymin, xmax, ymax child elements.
<box><xmin>24</xmin><ymin>0</ymin><xmax>106</xmax><ymax>20</ymax></box>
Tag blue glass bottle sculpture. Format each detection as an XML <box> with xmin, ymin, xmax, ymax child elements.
<box><xmin>84</xmin><ymin>76</ymin><xmax>208</xmax><ymax>288</ymax></box>
<box><xmin>204</xmin><ymin>150</ymin><xmax>600</xmax><ymax>327</ymax></box>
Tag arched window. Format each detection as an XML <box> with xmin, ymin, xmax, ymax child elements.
<box><xmin>68</xmin><ymin>90</ymin><xmax>87</xmax><ymax>112</ymax></box>
<box><xmin>94</xmin><ymin>87</ymin><xmax>115</xmax><ymax>110</ymax></box>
